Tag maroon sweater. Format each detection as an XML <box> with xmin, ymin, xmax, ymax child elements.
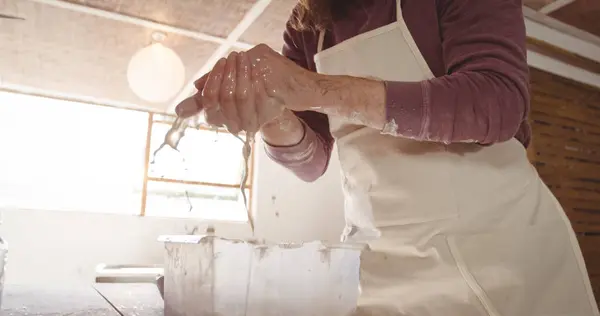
<box><xmin>265</xmin><ymin>0</ymin><xmax>531</xmax><ymax>181</ymax></box>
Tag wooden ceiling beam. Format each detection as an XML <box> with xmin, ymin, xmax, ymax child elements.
<box><xmin>539</xmin><ymin>0</ymin><xmax>576</xmax><ymax>14</ymax></box>
<box><xmin>524</xmin><ymin>6</ymin><xmax>600</xmax><ymax>64</ymax></box>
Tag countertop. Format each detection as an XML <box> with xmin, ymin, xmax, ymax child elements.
<box><xmin>2</xmin><ymin>283</ymin><xmax>163</xmax><ymax>315</ymax></box>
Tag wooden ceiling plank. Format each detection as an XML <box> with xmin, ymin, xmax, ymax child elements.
<box><xmin>28</xmin><ymin>0</ymin><xmax>254</xmax><ymax>50</ymax></box>
<box><xmin>527</xmin><ymin>37</ymin><xmax>600</xmax><ymax>74</ymax></box>
<box><xmin>528</xmin><ymin>51</ymin><xmax>600</xmax><ymax>89</ymax></box>
<box><xmin>550</xmin><ymin>0</ymin><xmax>600</xmax><ymax>38</ymax></box>
<box><xmin>523</xmin><ymin>6</ymin><xmax>600</xmax><ymax>63</ymax></box>
<box><xmin>540</xmin><ymin>0</ymin><xmax>576</xmax><ymax>14</ymax></box>
<box><xmin>168</xmin><ymin>0</ymin><xmax>273</xmax><ymax>112</ymax></box>
<box><xmin>524</xmin><ymin>0</ymin><xmax>557</xmax><ymax>11</ymax></box>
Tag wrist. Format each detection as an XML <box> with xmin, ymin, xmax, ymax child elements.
<box><xmin>260</xmin><ymin>110</ymin><xmax>305</xmax><ymax>147</ymax></box>
<box><xmin>280</xmin><ymin>70</ymin><xmax>324</xmax><ymax>112</ymax></box>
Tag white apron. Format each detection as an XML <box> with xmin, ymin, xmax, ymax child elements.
<box><xmin>313</xmin><ymin>1</ymin><xmax>599</xmax><ymax>315</ymax></box>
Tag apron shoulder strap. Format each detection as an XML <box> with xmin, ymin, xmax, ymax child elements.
<box><xmin>396</xmin><ymin>0</ymin><xmax>403</xmax><ymax>22</ymax></box>
<box><xmin>317</xmin><ymin>30</ymin><xmax>326</xmax><ymax>54</ymax></box>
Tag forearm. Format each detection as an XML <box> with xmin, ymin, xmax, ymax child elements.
<box><xmin>308</xmin><ymin>74</ymin><xmax>388</xmax><ymax>130</ymax></box>
<box><xmin>298</xmin><ymin>0</ymin><xmax>529</xmax><ymax>145</ymax></box>
<box><xmin>304</xmin><ymin>70</ymin><xmax>527</xmax><ymax>144</ymax></box>
<box><xmin>383</xmin><ymin>72</ymin><xmax>528</xmax><ymax>144</ymax></box>
<box><xmin>261</xmin><ymin>109</ymin><xmax>332</xmax><ymax>182</ymax></box>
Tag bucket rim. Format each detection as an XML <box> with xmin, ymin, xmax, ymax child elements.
<box><xmin>157</xmin><ymin>235</ymin><xmax>367</xmax><ymax>251</ymax></box>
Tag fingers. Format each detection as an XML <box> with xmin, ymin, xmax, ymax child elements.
<box><xmin>236</xmin><ymin>51</ymin><xmax>258</xmax><ymax>133</ymax></box>
<box><xmin>251</xmin><ymin>54</ymin><xmax>283</xmax><ymax>127</ymax></box>
<box><xmin>251</xmin><ymin>62</ymin><xmax>268</xmax><ymax>126</ymax></box>
<box><xmin>174</xmin><ymin>96</ymin><xmax>201</xmax><ymax>118</ymax></box>
<box><xmin>219</xmin><ymin>52</ymin><xmax>241</xmax><ymax>134</ymax></box>
<box><xmin>202</xmin><ymin>58</ymin><xmax>227</xmax><ymax>128</ymax></box>
<box><xmin>175</xmin><ymin>74</ymin><xmax>208</xmax><ymax>118</ymax></box>
<box><xmin>194</xmin><ymin>73</ymin><xmax>209</xmax><ymax>91</ymax></box>
<box><xmin>198</xmin><ymin>47</ymin><xmax>279</xmax><ymax>132</ymax></box>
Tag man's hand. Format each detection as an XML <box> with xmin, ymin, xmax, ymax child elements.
<box><xmin>176</xmin><ymin>44</ymin><xmax>318</xmax><ymax>135</ymax></box>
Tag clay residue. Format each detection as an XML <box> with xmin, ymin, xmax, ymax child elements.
<box><xmin>277</xmin><ymin>116</ymin><xmax>294</xmax><ymax>132</ymax></box>
<box><xmin>199</xmin><ymin>236</ymin><xmax>217</xmax><ymax>245</ymax></box>
<box><xmin>347</xmin><ymin>111</ymin><xmax>367</xmax><ymax>125</ymax></box>
<box><xmin>159</xmin><ymin>236</ymin><xmax>363</xmax><ymax>251</ymax></box>
<box><xmin>318</xmin><ymin>247</ymin><xmax>332</xmax><ymax>266</ymax></box>
<box><xmin>230</xmin><ymin>132</ymin><xmax>254</xmax><ymax>213</ymax></box>
<box><xmin>186</xmin><ymin>225</ymin><xmax>199</xmax><ymax>235</ymax></box>
<box><xmin>380</xmin><ymin>118</ymin><xmax>399</xmax><ymax>136</ymax></box>
<box><xmin>243</xmin><ymin>238</ymin><xmax>261</xmax><ymax>245</ymax></box>
<box><xmin>152</xmin><ymin>115</ymin><xmax>196</xmax><ymax>213</ymax></box>
<box><xmin>255</xmin><ymin>245</ymin><xmax>270</xmax><ymax>261</ymax></box>
<box><xmin>278</xmin><ymin>242</ymin><xmax>304</xmax><ymax>249</ymax></box>
<box><xmin>280</xmin><ymin>141</ymin><xmax>316</xmax><ymax>162</ymax></box>
<box><xmin>156</xmin><ymin>103</ymin><xmax>255</xmax><ymax>217</ymax></box>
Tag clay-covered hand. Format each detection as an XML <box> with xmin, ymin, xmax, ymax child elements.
<box><xmin>176</xmin><ymin>44</ymin><xmax>317</xmax><ymax>134</ymax></box>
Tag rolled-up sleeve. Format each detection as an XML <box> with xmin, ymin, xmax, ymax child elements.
<box><xmin>384</xmin><ymin>0</ymin><xmax>530</xmax><ymax>145</ymax></box>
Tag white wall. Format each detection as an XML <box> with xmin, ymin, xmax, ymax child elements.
<box><xmin>252</xmin><ymin>144</ymin><xmax>346</xmax><ymax>242</ymax></box>
<box><xmin>0</xmin><ymin>210</ymin><xmax>251</xmax><ymax>285</ymax></box>
<box><xmin>0</xmin><ymin>143</ymin><xmax>346</xmax><ymax>286</ymax></box>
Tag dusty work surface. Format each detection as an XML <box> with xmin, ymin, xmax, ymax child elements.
<box><xmin>2</xmin><ymin>283</ymin><xmax>163</xmax><ymax>315</ymax></box>
<box><xmin>94</xmin><ymin>283</ymin><xmax>163</xmax><ymax>316</ymax></box>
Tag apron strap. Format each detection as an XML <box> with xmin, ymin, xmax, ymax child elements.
<box><xmin>317</xmin><ymin>30</ymin><xmax>325</xmax><ymax>54</ymax></box>
<box><xmin>396</xmin><ymin>0</ymin><xmax>403</xmax><ymax>21</ymax></box>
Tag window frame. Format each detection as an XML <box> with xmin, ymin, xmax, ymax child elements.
<box><xmin>0</xmin><ymin>90</ymin><xmax>255</xmax><ymax>220</ymax></box>
<box><xmin>139</xmin><ymin>112</ymin><xmax>255</xmax><ymax>218</ymax></box>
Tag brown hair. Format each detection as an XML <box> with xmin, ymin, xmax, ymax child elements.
<box><xmin>289</xmin><ymin>0</ymin><xmax>346</xmax><ymax>32</ymax></box>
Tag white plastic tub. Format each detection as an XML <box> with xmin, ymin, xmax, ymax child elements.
<box><xmin>159</xmin><ymin>235</ymin><xmax>364</xmax><ymax>316</ymax></box>
<box><xmin>0</xmin><ymin>237</ymin><xmax>6</xmax><ymax>309</ymax></box>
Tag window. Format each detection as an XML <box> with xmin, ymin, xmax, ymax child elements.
<box><xmin>0</xmin><ymin>91</ymin><xmax>252</xmax><ymax>221</ymax></box>
<box><xmin>145</xmin><ymin>115</ymin><xmax>252</xmax><ymax>221</ymax></box>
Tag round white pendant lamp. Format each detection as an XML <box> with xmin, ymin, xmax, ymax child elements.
<box><xmin>127</xmin><ymin>32</ymin><xmax>185</xmax><ymax>103</ymax></box>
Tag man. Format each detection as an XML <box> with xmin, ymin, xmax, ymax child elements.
<box><xmin>177</xmin><ymin>0</ymin><xmax>599</xmax><ymax>314</ymax></box>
